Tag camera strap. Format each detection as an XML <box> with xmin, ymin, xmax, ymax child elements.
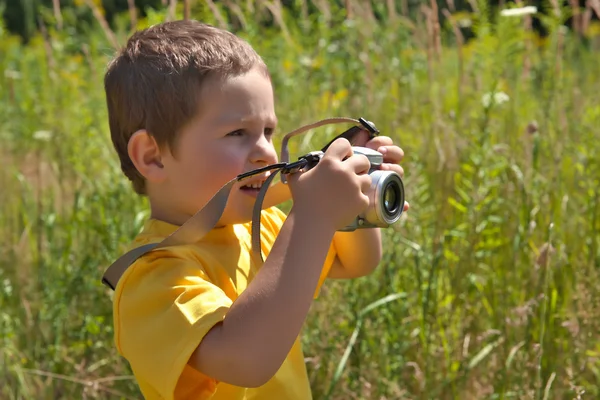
<box><xmin>101</xmin><ymin>117</ymin><xmax>379</xmax><ymax>290</ymax></box>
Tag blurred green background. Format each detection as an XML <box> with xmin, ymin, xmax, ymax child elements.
<box><xmin>1</xmin><ymin>0</ymin><xmax>600</xmax><ymax>399</ymax></box>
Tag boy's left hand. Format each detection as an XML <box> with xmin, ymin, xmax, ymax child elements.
<box><xmin>364</xmin><ymin>136</ymin><xmax>410</xmax><ymax>212</ymax></box>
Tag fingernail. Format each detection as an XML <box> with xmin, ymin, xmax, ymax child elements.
<box><xmin>378</xmin><ymin>147</ymin><xmax>387</xmax><ymax>154</ymax></box>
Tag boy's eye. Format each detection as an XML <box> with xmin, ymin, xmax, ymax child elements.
<box><xmin>227</xmin><ymin>128</ymin><xmax>274</xmax><ymax>138</ymax></box>
<box><xmin>226</xmin><ymin>129</ymin><xmax>244</xmax><ymax>137</ymax></box>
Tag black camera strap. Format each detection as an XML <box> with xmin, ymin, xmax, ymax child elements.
<box><xmin>101</xmin><ymin>117</ymin><xmax>379</xmax><ymax>290</ymax></box>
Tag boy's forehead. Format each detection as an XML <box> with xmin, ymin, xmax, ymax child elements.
<box><xmin>198</xmin><ymin>71</ymin><xmax>276</xmax><ymax>125</ymax></box>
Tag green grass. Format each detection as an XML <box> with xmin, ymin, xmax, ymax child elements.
<box><xmin>1</xmin><ymin>1</ymin><xmax>600</xmax><ymax>399</ymax></box>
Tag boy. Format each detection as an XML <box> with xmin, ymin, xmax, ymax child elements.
<box><xmin>104</xmin><ymin>20</ymin><xmax>407</xmax><ymax>399</ymax></box>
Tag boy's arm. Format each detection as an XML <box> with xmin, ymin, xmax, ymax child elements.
<box><xmin>327</xmin><ymin>136</ymin><xmax>407</xmax><ymax>279</ymax></box>
<box><xmin>188</xmin><ymin>138</ymin><xmax>372</xmax><ymax>388</ymax></box>
<box><xmin>265</xmin><ymin>184</ymin><xmax>396</xmax><ymax>280</ymax></box>
<box><xmin>327</xmin><ymin>228</ymin><xmax>383</xmax><ymax>279</ymax></box>
<box><xmin>189</xmin><ymin>208</ymin><xmax>335</xmax><ymax>387</ymax></box>
<box><xmin>327</xmin><ymin>199</ymin><xmax>410</xmax><ymax>279</ymax></box>
<box><xmin>263</xmin><ymin>183</ymin><xmax>390</xmax><ymax>280</ymax></box>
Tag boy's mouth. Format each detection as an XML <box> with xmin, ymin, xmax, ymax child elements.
<box><xmin>240</xmin><ymin>180</ymin><xmax>265</xmax><ymax>198</ymax></box>
<box><xmin>239</xmin><ymin>172</ymin><xmax>270</xmax><ymax>197</ymax></box>
<box><xmin>241</xmin><ymin>180</ymin><xmax>264</xmax><ymax>190</ymax></box>
<box><xmin>240</xmin><ymin>171</ymin><xmax>271</xmax><ymax>197</ymax></box>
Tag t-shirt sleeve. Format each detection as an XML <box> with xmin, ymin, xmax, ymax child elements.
<box><xmin>263</xmin><ymin>207</ymin><xmax>337</xmax><ymax>298</ymax></box>
<box><xmin>113</xmin><ymin>248</ymin><xmax>233</xmax><ymax>399</ymax></box>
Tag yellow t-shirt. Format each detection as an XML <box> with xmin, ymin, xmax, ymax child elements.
<box><xmin>112</xmin><ymin>206</ymin><xmax>337</xmax><ymax>400</ymax></box>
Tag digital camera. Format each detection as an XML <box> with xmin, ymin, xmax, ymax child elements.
<box><xmin>340</xmin><ymin>146</ymin><xmax>405</xmax><ymax>231</ymax></box>
<box><xmin>299</xmin><ymin>146</ymin><xmax>405</xmax><ymax>232</ymax></box>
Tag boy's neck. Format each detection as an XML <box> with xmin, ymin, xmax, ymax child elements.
<box><xmin>147</xmin><ymin>188</ymin><xmax>194</xmax><ymax>227</ymax></box>
<box><xmin>148</xmin><ymin>194</ymin><xmax>236</xmax><ymax>230</ymax></box>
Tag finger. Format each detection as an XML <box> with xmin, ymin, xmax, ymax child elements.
<box><xmin>381</xmin><ymin>163</ymin><xmax>404</xmax><ymax>178</ymax></box>
<box><xmin>359</xmin><ymin>192</ymin><xmax>371</xmax><ymax>212</ymax></box>
<box><xmin>379</xmin><ymin>146</ymin><xmax>405</xmax><ymax>163</ymax></box>
<box><xmin>284</xmin><ymin>168</ymin><xmax>301</xmax><ymax>185</ymax></box>
<box><xmin>403</xmin><ymin>201</ymin><xmax>410</xmax><ymax>211</ymax></box>
<box><xmin>360</xmin><ymin>174</ymin><xmax>372</xmax><ymax>194</ymax></box>
<box><xmin>345</xmin><ymin>154</ymin><xmax>371</xmax><ymax>175</ymax></box>
<box><xmin>323</xmin><ymin>138</ymin><xmax>353</xmax><ymax>160</ymax></box>
<box><xmin>365</xmin><ymin>136</ymin><xmax>393</xmax><ymax>150</ymax></box>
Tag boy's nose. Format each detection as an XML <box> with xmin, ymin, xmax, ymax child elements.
<box><xmin>250</xmin><ymin>137</ymin><xmax>277</xmax><ymax>165</ymax></box>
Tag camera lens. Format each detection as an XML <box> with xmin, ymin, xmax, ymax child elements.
<box><xmin>383</xmin><ymin>181</ymin><xmax>401</xmax><ymax>216</ymax></box>
<box><xmin>364</xmin><ymin>170</ymin><xmax>404</xmax><ymax>227</ymax></box>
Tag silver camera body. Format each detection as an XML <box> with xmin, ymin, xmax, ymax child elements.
<box><xmin>339</xmin><ymin>147</ymin><xmax>405</xmax><ymax>231</ymax></box>
<box><xmin>303</xmin><ymin>146</ymin><xmax>405</xmax><ymax>232</ymax></box>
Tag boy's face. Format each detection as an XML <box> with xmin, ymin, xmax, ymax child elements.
<box><xmin>157</xmin><ymin>67</ymin><xmax>279</xmax><ymax>226</ymax></box>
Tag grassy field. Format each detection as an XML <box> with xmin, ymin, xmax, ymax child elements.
<box><xmin>1</xmin><ymin>1</ymin><xmax>600</xmax><ymax>399</ymax></box>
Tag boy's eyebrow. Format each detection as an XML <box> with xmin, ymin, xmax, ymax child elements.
<box><xmin>217</xmin><ymin>114</ymin><xmax>278</xmax><ymax>127</ymax></box>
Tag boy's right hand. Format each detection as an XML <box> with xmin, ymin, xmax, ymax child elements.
<box><xmin>287</xmin><ymin>138</ymin><xmax>372</xmax><ymax>231</ymax></box>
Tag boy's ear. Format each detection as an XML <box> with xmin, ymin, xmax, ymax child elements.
<box><xmin>128</xmin><ymin>129</ymin><xmax>167</xmax><ymax>183</ymax></box>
